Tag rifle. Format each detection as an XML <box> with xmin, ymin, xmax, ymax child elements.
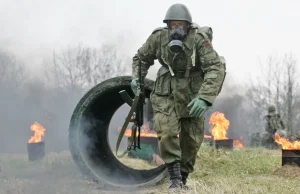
<box><xmin>116</xmin><ymin>63</ymin><xmax>145</xmax><ymax>158</ymax></box>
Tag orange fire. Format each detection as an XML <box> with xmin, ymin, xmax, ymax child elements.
<box><xmin>233</xmin><ymin>137</ymin><xmax>244</xmax><ymax>148</ymax></box>
<box><xmin>209</xmin><ymin>112</ymin><xmax>244</xmax><ymax>148</ymax></box>
<box><xmin>124</xmin><ymin>129</ymin><xmax>158</xmax><ymax>138</ymax></box>
<box><xmin>118</xmin><ymin>122</ymin><xmax>223</xmax><ymax>140</ymax></box>
<box><xmin>28</xmin><ymin>122</ymin><xmax>46</xmax><ymax>143</ymax></box>
<box><xmin>120</xmin><ymin>124</ymin><xmax>158</xmax><ymax>138</ymax></box>
<box><xmin>274</xmin><ymin>133</ymin><xmax>300</xmax><ymax>150</ymax></box>
<box><xmin>209</xmin><ymin>112</ymin><xmax>230</xmax><ymax>140</ymax></box>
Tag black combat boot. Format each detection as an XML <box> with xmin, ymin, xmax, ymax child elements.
<box><xmin>167</xmin><ymin>162</ymin><xmax>182</xmax><ymax>192</ymax></box>
<box><xmin>181</xmin><ymin>171</ymin><xmax>189</xmax><ymax>190</ymax></box>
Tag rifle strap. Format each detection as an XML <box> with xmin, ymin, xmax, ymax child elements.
<box><xmin>115</xmin><ymin>94</ymin><xmax>140</xmax><ymax>158</ymax></box>
<box><xmin>132</xmin><ymin>124</ymin><xmax>137</xmax><ymax>149</ymax></box>
<box><xmin>137</xmin><ymin>125</ymin><xmax>141</xmax><ymax>149</ymax></box>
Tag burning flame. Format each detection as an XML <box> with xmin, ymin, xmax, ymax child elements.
<box><xmin>233</xmin><ymin>137</ymin><xmax>244</xmax><ymax>148</ymax></box>
<box><xmin>120</xmin><ymin>124</ymin><xmax>158</xmax><ymax>138</ymax></box>
<box><xmin>118</xmin><ymin>121</ymin><xmax>226</xmax><ymax>140</ymax></box>
<box><xmin>28</xmin><ymin>122</ymin><xmax>46</xmax><ymax>143</ymax></box>
<box><xmin>274</xmin><ymin>133</ymin><xmax>300</xmax><ymax>150</ymax></box>
<box><xmin>123</xmin><ymin>129</ymin><xmax>214</xmax><ymax>139</ymax></box>
<box><xmin>124</xmin><ymin>129</ymin><xmax>158</xmax><ymax>137</ymax></box>
<box><xmin>209</xmin><ymin>112</ymin><xmax>230</xmax><ymax>140</ymax></box>
<box><xmin>209</xmin><ymin>112</ymin><xmax>244</xmax><ymax>148</ymax></box>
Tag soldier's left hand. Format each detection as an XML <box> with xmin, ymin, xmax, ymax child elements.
<box><xmin>130</xmin><ymin>78</ymin><xmax>139</xmax><ymax>95</ymax></box>
<box><xmin>187</xmin><ymin>98</ymin><xmax>208</xmax><ymax>117</ymax></box>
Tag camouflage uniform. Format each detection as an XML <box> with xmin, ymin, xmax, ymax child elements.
<box><xmin>295</xmin><ymin>131</ymin><xmax>300</xmax><ymax>141</ymax></box>
<box><xmin>131</xmin><ymin>3</ymin><xmax>226</xmax><ymax>190</ymax></box>
<box><xmin>263</xmin><ymin>105</ymin><xmax>286</xmax><ymax>149</ymax></box>
<box><xmin>288</xmin><ymin>134</ymin><xmax>297</xmax><ymax>142</ymax></box>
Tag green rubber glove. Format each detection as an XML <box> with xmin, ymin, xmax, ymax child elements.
<box><xmin>131</xmin><ymin>78</ymin><xmax>138</xmax><ymax>95</ymax></box>
<box><xmin>187</xmin><ymin>98</ymin><xmax>208</xmax><ymax>117</ymax></box>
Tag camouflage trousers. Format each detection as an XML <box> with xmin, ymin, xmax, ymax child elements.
<box><xmin>153</xmin><ymin>110</ymin><xmax>204</xmax><ymax>173</ymax></box>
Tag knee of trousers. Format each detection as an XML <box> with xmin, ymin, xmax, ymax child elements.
<box><xmin>158</xmin><ymin>134</ymin><xmax>181</xmax><ymax>164</ymax></box>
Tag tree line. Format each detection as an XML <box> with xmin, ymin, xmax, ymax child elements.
<box><xmin>0</xmin><ymin>43</ymin><xmax>299</xmax><ymax>152</ymax></box>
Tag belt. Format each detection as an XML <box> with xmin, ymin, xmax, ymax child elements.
<box><xmin>174</xmin><ymin>70</ymin><xmax>186</xmax><ymax>78</ymax></box>
<box><xmin>173</xmin><ymin>70</ymin><xmax>202</xmax><ymax>78</ymax></box>
<box><xmin>160</xmin><ymin>65</ymin><xmax>202</xmax><ymax>78</ymax></box>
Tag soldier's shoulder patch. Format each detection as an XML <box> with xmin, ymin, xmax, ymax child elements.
<box><xmin>152</xmin><ymin>27</ymin><xmax>166</xmax><ymax>34</ymax></box>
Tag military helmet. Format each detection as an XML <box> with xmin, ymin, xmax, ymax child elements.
<box><xmin>267</xmin><ymin>105</ymin><xmax>276</xmax><ymax>112</ymax></box>
<box><xmin>163</xmin><ymin>3</ymin><xmax>192</xmax><ymax>24</ymax></box>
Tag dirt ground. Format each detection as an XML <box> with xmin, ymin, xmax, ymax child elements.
<box><xmin>1</xmin><ymin>147</ymin><xmax>300</xmax><ymax>194</ymax></box>
<box><xmin>0</xmin><ymin>151</ymin><xmax>157</xmax><ymax>194</ymax></box>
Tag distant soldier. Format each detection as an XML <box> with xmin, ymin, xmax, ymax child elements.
<box><xmin>294</xmin><ymin>131</ymin><xmax>300</xmax><ymax>141</ymax></box>
<box><xmin>263</xmin><ymin>105</ymin><xmax>286</xmax><ymax>149</ymax></box>
<box><xmin>288</xmin><ymin>134</ymin><xmax>296</xmax><ymax>142</ymax></box>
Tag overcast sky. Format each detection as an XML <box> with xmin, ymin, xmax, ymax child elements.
<box><xmin>0</xmin><ymin>0</ymin><xmax>299</xmax><ymax>84</ymax></box>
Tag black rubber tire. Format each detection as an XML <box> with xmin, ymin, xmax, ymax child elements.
<box><xmin>68</xmin><ymin>76</ymin><xmax>167</xmax><ymax>190</ymax></box>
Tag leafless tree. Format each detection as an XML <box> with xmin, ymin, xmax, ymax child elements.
<box><xmin>246</xmin><ymin>53</ymin><xmax>300</xmax><ymax>135</ymax></box>
<box><xmin>44</xmin><ymin>43</ymin><xmax>131</xmax><ymax>94</ymax></box>
<box><xmin>245</xmin><ymin>57</ymin><xmax>276</xmax><ymax>133</ymax></box>
<box><xmin>0</xmin><ymin>50</ymin><xmax>26</xmax><ymax>89</ymax></box>
<box><xmin>281</xmin><ymin>53</ymin><xmax>299</xmax><ymax>134</ymax></box>
<box><xmin>272</xmin><ymin>56</ymin><xmax>283</xmax><ymax>115</ymax></box>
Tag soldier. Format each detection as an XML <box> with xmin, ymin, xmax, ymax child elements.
<box><xmin>288</xmin><ymin>134</ymin><xmax>296</xmax><ymax>142</ymax></box>
<box><xmin>295</xmin><ymin>131</ymin><xmax>300</xmax><ymax>141</ymax></box>
<box><xmin>263</xmin><ymin>105</ymin><xmax>286</xmax><ymax>149</ymax></box>
<box><xmin>130</xmin><ymin>3</ymin><xmax>226</xmax><ymax>191</ymax></box>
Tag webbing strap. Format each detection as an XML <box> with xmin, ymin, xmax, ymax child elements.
<box><xmin>115</xmin><ymin>94</ymin><xmax>140</xmax><ymax>158</ymax></box>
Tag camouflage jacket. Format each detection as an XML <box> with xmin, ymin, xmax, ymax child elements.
<box><xmin>296</xmin><ymin>132</ymin><xmax>300</xmax><ymax>141</ymax></box>
<box><xmin>264</xmin><ymin>113</ymin><xmax>286</xmax><ymax>133</ymax></box>
<box><xmin>132</xmin><ymin>23</ymin><xmax>226</xmax><ymax>118</ymax></box>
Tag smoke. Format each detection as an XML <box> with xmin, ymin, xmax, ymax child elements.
<box><xmin>0</xmin><ymin>77</ymin><xmax>80</xmax><ymax>153</ymax></box>
<box><xmin>203</xmin><ymin>72</ymin><xmax>253</xmax><ymax>145</ymax></box>
<box><xmin>0</xmin><ymin>47</ymin><xmax>82</xmax><ymax>153</ymax></box>
<box><xmin>0</xmin><ymin>45</ymin><xmax>254</xmax><ymax>154</ymax></box>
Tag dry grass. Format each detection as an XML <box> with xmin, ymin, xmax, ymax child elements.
<box><xmin>0</xmin><ymin>144</ymin><xmax>300</xmax><ymax>194</ymax></box>
<box><xmin>117</xmin><ymin>155</ymin><xmax>156</xmax><ymax>170</ymax></box>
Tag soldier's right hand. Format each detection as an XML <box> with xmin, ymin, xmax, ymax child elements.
<box><xmin>131</xmin><ymin>78</ymin><xmax>139</xmax><ymax>95</ymax></box>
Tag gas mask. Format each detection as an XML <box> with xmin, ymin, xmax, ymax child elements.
<box><xmin>168</xmin><ymin>25</ymin><xmax>187</xmax><ymax>52</ymax></box>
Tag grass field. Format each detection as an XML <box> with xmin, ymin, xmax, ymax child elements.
<box><xmin>0</xmin><ymin>143</ymin><xmax>299</xmax><ymax>194</ymax></box>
